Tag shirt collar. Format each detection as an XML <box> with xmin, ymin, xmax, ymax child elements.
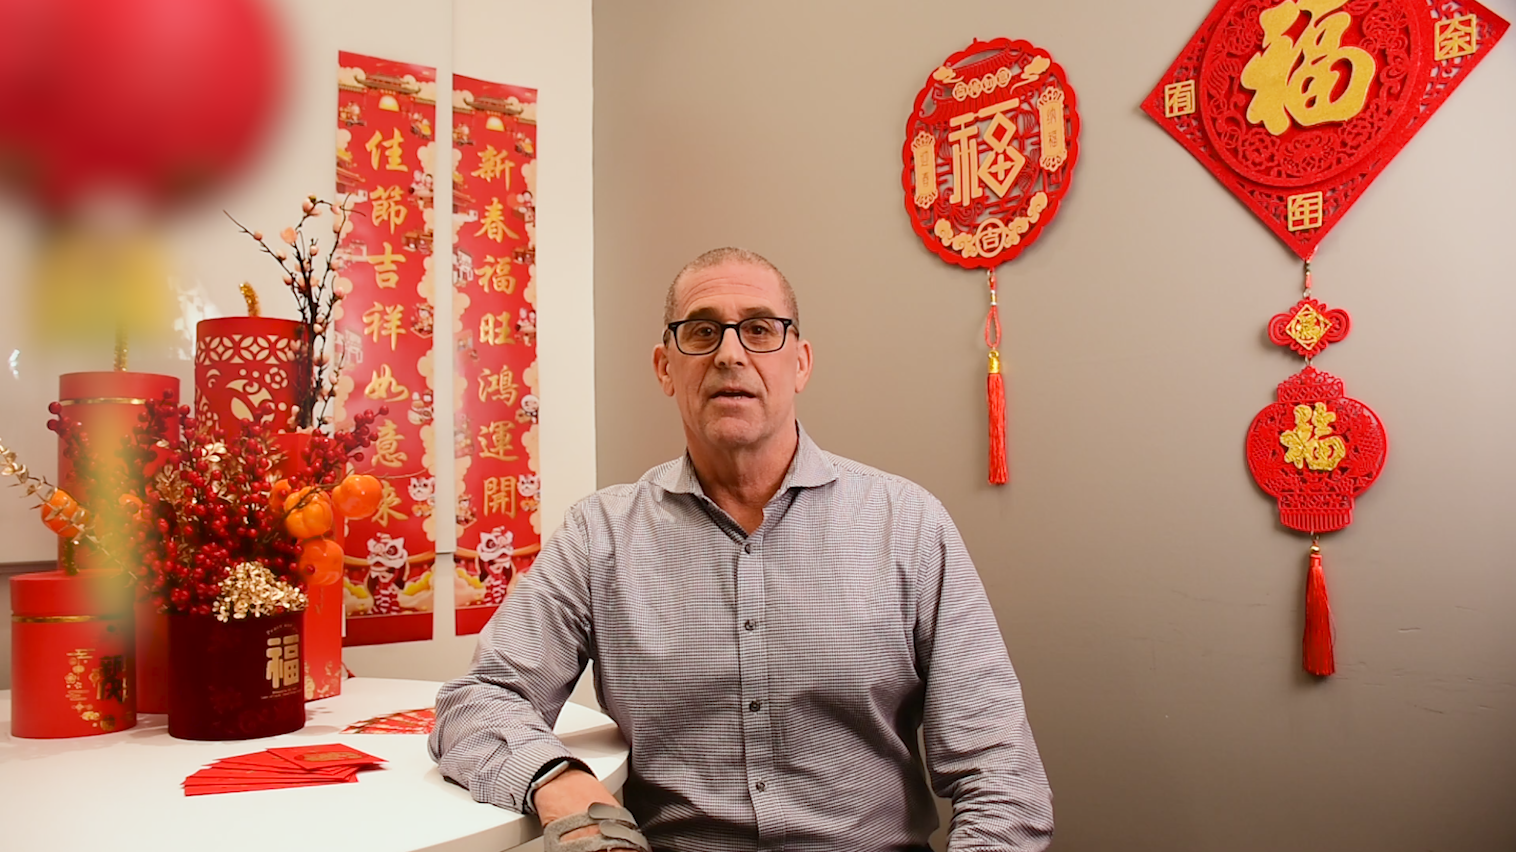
<box><xmin>653</xmin><ymin>423</ymin><xmax>838</xmax><ymax>497</ymax></box>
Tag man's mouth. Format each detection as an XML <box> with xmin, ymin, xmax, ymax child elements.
<box><xmin>710</xmin><ymin>388</ymin><xmax>756</xmax><ymax>400</ymax></box>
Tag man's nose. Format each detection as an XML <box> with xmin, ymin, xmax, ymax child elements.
<box><xmin>711</xmin><ymin>325</ymin><xmax>748</xmax><ymax>366</ymax></box>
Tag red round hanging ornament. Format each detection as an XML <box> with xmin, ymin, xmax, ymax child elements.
<box><xmin>901</xmin><ymin>38</ymin><xmax>1080</xmax><ymax>485</ymax></box>
<box><xmin>902</xmin><ymin>38</ymin><xmax>1080</xmax><ymax>268</ymax></box>
<box><xmin>1246</xmin><ymin>366</ymin><xmax>1387</xmax><ymax>533</ymax></box>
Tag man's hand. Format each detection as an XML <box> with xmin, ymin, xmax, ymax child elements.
<box><xmin>534</xmin><ymin>768</ymin><xmax>639</xmax><ymax>849</ymax></box>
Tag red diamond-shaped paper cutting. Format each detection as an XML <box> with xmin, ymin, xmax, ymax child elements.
<box><xmin>1142</xmin><ymin>0</ymin><xmax>1508</xmax><ymax>260</ymax></box>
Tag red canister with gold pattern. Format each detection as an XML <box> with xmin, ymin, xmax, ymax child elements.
<box><xmin>10</xmin><ymin>569</ymin><xmax>136</xmax><ymax>738</ymax></box>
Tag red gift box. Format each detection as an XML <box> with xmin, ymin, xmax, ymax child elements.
<box><xmin>10</xmin><ymin>569</ymin><xmax>136</xmax><ymax>738</ymax></box>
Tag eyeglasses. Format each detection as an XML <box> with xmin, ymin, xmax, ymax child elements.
<box><xmin>665</xmin><ymin>317</ymin><xmax>796</xmax><ymax>356</ymax></box>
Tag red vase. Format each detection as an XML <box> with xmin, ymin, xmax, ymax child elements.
<box><xmin>9</xmin><ymin>569</ymin><xmax>136</xmax><ymax>738</ymax></box>
<box><xmin>133</xmin><ymin>600</ymin><xmax>171</xmax><ymax>713</ymax></box>
<box><xmin>267</xmin><ymin>431</ymin><xmax>345</xmax><ymax>701</ymax></box>
<box><xmin>167</xmin><ymin>610</ymin><xmax>305</xmax><ymax>740</ymax></box>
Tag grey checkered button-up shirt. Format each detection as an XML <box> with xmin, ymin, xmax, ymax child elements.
<box><xmin>430</xmin><ymin>428</ymin><xmax>1053</xmax><ymax>851</ymax></box>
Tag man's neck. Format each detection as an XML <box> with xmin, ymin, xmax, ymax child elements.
<box><xmin>687</xmin><ymin>424</ymin><xmax>799</xmax><ymax>535</ymax></box>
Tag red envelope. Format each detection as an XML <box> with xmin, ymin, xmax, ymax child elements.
<box><xmin>211</xmin><ymin>755</ymin><xmax>356</xmax><ymax>779</ymax></box>
<box><xmin>183</xmin><ymin>779</ymin><xmax>347</xmax><ymax>796</ymax></box>
<box><xmin>266</xmin><ymin>743</ymin><xmax>385</xmax><ymax>770</ymax></box>
<box><xmin>188</xmin><ymin>769</ymin><xmax>346</xmax><ymax>785</ymax></box>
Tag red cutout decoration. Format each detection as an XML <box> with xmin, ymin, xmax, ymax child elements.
<box><xmin>902</xmin><ymin>38</ymin><xmax>1080</xmax><ymax>269</ymax></box>
<box><xmin>901</xmin><ymin>38</ymin><xmax>1080</xmax><ymax>485</ymax></box>
<box><xmin>194</xmin><ymin>317</ymin><xmax>303</xmax><ymax>435</ymax></box>
<box><xmin>1142</xmin><ymin>0</ymin><xmax>1508</xmax><ymax>260</ymax></box>
<box><xmin>1268</xmin><ymin>297</ymin><xmax>1350</xmax><ymax>358</ymax></box>
<box><xmin>1245</xmin><ymin>366</ymin><xmax>1387</xmax><ymax>534</ymax></box>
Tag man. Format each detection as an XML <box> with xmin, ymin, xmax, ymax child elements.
<box><xmin>430</xmin><ymin>248</ymin><xmax>1053</xmax><ymax>851</ymax></box>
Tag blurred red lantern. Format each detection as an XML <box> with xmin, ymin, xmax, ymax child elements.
<box><xmin>0</xmin><ymin>0</ymin><xmax>284</xmax><ymax>214</ymax></box>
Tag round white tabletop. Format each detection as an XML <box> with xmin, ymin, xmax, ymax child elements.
<box><xmin>0</xmin><ymin>677</ymin><xmax>629</xmax><ymax>852</ymax></box>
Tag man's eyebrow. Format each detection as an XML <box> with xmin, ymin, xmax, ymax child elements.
<box><xmin>681</xmin><ymin>306</ymin><xmax>780</xmax><ymax>321</ymax></box>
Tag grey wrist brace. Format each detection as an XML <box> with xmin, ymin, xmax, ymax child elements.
<box><xmin>543</xmin><ymin>802</ymin><xmax>652</xmax><ymax>852</ymax></box>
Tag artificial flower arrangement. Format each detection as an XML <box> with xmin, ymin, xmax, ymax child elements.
<box><xmin>10</xmin><ymin>195</ymin><xmax>386</xmax><ymax>620</ymax></box>
<box><xmin>47</xmin><ymin>396</ymin><xmax>384</xmax><ymax>618</ymax></box>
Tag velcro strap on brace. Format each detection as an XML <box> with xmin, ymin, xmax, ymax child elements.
<box><xmin>543</xmin><ymin>803</ymin><xmax>652</xmax><ymax>852</ymax></box>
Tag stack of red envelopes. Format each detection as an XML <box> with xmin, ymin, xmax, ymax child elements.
<box><xmin>183</xmin><ymin>744</ymin><xmax>385</xmax><ymax>796</ymax></box>
<box><xmin>341</xmin><ymin>707</ymin><xmax>435</xmax><ymax>735</ymax></box>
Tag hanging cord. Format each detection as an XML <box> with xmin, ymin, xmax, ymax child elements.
<box><xmin>1302</xmin><ymin>257</ymin><xmax>1314</xmax><ymax>368</ymax></box>
<box><xmin>985</xmin><ymin>268</ymin><xmax>1008</xmax><ymax>485</ymax></box>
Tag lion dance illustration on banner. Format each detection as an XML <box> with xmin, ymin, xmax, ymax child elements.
<box><xmin>901</xmin><ymin>37</ymin><xmax>1080</xmax><ymax>484</ymax></box>
<box><xmin>332</xmin><ymin>52</ymin><xmax>439</xmax><ymax>646</ymax></box>
<box><xmin>1143</xmin><ymin>0</ymin><xmax>1507</xmax><ymax>674</ymax></box>
<box><xmin>450</xmin><ymin>75</ymin><xmax>542</xmax><ymax>636</ymax></box>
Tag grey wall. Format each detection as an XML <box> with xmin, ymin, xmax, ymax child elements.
<box><xmin>592</xmin><ymin>2</ymin><xmax>1516</xmax><ymax>851</ymax></box>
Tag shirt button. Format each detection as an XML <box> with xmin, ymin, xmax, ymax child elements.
<box><xmin>744</xmin><ymin>619</ymin><xmax>756</xmax><ymax>631</ymax></box>
<box><xmin>754</xmin><ymin>781</ymin><xmax>767</xmax><ymax>792</ymax></box>
<box><xmin>748</xmin><ymin>700</ymin><xmax>762</xmax><ymax>713</ymax></box>
<box><xmin>743</xmin><ymin>543</ymin><xmax>752</xmax><ymax>554</ymax></box>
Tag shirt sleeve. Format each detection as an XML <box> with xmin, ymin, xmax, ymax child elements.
<box><xmin>915</xmin><ymin>500</ymin><xmax>1055</xmax><ymax>851</ymax></box>
<box><xmin>428</xmin><ymin>505</ymin><xmax>597</xmax><ymax>813</ymax></box>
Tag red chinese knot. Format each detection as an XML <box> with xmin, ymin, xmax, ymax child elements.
<box><xmin>1142</xmin><ymin>0</ymin><xmax>1508</xmax><ymax>259</ymax></box>
<box><xmin>901</xmin><ymin>38</ymin><xmax>1080</xmax><ymax>269</ymax></box>
<box><xmin>1268</xmin><ymin>296</ymin><xmax>1350</xmax><ymax>358</ymax></box>
<box><xmin>1246</xmin><ymin>366</ymin><xmax>1387</xmax><ymax>533</ymax></box>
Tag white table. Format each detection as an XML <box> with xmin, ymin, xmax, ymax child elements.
<box><xmin>0</xmin><ymin>677</ymin><xmax>629</xmax><ymax>852</ymax></box>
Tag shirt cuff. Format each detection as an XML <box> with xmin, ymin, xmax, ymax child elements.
<box><xmin>495</xmin><ymin>740</ymin><xmax>582</xmax><ymax>813</ymax></box>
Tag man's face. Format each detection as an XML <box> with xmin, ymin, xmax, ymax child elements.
<box><xmin>652</xmin><ymin>261</ymin><xmax>812</xmax><ymax>458</ymax></box>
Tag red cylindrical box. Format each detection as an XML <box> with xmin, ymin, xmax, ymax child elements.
<box><xmin>10</xmin><ymin>569</ymin><xmax>136</xmax><ymax>738</ymax></box>
<box><xmin>167</xmin><ymin>609</ymin><xmax>305</xmax><ymax>740</ymax></box>
<box><xmin>195</xmin><ymin>317</ymin><xmax>305</xmax><ymax>434</ymax></box>
<box><xmin>55</xmin><ymin>371</ymin><xmax>179</xmax><ymax>560</ymax></box>
<box><xmin>57</xmin><ymin>371</ymin><xmax>179</xmax><ymax>712</ymax></box>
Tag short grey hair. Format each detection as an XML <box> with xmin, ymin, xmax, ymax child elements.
<box><xmin>663</xmin><ymin>247</ymin><xmax>799</xmax><ymax>328</ymax></box>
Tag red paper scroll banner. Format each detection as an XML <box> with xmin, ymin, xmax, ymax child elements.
<box><xmin>902</xmin><ymin>38</ymin><xmax>1079</xmax><ymax>269</ymax></box>
<box><xmin>333</xmin><ymin>51</ymin><xmax>438</xmax><ymax>646</ymax></box>
<box><xmin>1142</xmin><ymin>0</ymin><xmax>1509</xmax><ymax>260</ymax></box>
<box><xmin>451</xmin><ymin>73</ymin><xmax>542</xmax><ymax>637</ymax></box>
<box><xmin>901</xmin><ymin>38</ymin><xmax>1080</xmax><ymax>485</ymax></box>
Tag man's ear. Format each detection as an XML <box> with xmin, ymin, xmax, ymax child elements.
<box><xmin>652</xmin><ymin>343</ymin><xmax>676</xmax><ymax>397</ymax></box>
<box><xmin>793</xmin><ymin>338</ymin><xmax>813</xmax><ymax>394</ymax></box>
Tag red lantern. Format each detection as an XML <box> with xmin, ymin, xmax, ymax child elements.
<box><xmin>1246</xmin><ymin>367</ymin><xmax>1387</xmax><ymax>534</ymax></box>
<box><xmin>0</xmin><ymin>0</ymin><xmax>284</xmax><ymax>214</ymax></box>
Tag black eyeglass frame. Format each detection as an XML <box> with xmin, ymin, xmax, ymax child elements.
<box><xmin>663</xmin><ymin>317</ymin><xmax>797</xmax><ymax>356</ymax></box>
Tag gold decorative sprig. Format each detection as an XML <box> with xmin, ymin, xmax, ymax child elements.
<box><xmin>113</xmin><ymin>323</ymin><xmax>129</xmax><ymax>371</ymax></box>
<box><xmin>212</xmin><ymin>561</ymin><xmax>308</xmax><ymax>622</ymax></box>
<box><xmin>240</xmin><ymin>282</ymin><xmax>261</xmax><ymax>317</ymax></box>
<box><xmin>1</xmin><ymin>436</ymin><xmax>108</xmax><ymax>574</ymax></box>
<box><xmin>0</xmin><ymin>436</ymin><xmax>59</xmax><ymax>504</ymax></box>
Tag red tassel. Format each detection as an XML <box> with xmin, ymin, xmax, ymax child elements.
<box><xmin>987</xmin><ymin>350</ymin><xmax>1008</xmax><ymax>485</ymax></box>
<box><xmin>1303</xmin><ymin>543</ymin><xmax>1335</xmax><ymax>676</ymax></box>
